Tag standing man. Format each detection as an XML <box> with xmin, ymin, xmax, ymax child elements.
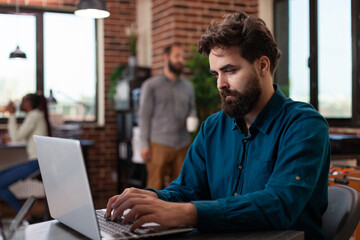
<box><xmin>106</xmin><ymin>12</ymin><xmax>330</xmax><ymax>239</ymax></box>
<box><xmin>139</xmin><ymin>43</ymin><xmax>197</xmax><ymax>189</ymax></box>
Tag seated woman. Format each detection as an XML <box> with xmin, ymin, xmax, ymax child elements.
<box><xmin>0</xmin><ymin>93</ymin><xmax>51</xmax><ymax>212</ymax></box>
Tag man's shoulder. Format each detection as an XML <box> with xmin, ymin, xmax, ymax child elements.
<box><xmin>206</xmin><ymin>110</ymin><xmax>225</xmax><ymax>120</ymax></box>
<box><xmin>202</xmin><ymin>110</ymin><xmax>230</xmax><ymax>128</ymax></box>
<box><xmin>286</xmin><ymin>99</ymin><xmax>323</xmax><ymax>117</ymax></box>
<box><xmin>142</xmin><ymin>75</ymin><xmax>166</xmax><ymax>87</ymax></box>
<box><xmin>178</xmin><ymin>77</ymin><xmax>193</xmax><ymax>86</ymax></box>
<box><xmin>282</xmin><ymin>99</ymin><xmax>328</xmax><ymax>127</ymax></box>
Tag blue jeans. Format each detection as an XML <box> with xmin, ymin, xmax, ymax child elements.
<box><xmin>0</xmin><ymin>160</ymin><xmax>39</xmax><ymax>212</ymax></box>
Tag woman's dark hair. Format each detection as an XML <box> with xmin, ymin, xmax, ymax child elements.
<box><xmin>24</xmin><ymin>93</ymin><xmax>52</xmax><ymax>136</ymax></box>
<box><xmin>197</xmin><ymin>12</ymin><xmax>281</xmax><ymax>75</ymax></box>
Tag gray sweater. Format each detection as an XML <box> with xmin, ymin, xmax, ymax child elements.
<box><xmin>139</xmin><ymin>74</ymin><xmax>197</xmax><ymax>149</ymax></box>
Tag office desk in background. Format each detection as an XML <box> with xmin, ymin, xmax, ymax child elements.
<box><xmin>330</xmin><ymin>134</ymin><xmax>360</xmax><ymax>165</ymax></box>
<box><xmin>0</xmin><ymin>140</ymin><xmax>94</xmax><ymax>199</ymax></box>
<box><xmin>0</xmin><ymin>142</ymin><xmax>28</xmax><ymax>171</ymax></box>
<box><xmin>0</xmin><ymin>140</ymin><xmax>94</xmax><ymax>171</ymax></box>
<box><xmin>9</xmin><ymin>220</ymin><xmax>304</xmax><ymax>240</ymax></box>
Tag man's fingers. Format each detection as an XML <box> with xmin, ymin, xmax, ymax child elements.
<box><xmin>104</xmin><ymin>188</ymin><xmax>158</xmax><ymax>219</ymax></box>
<box><xmin>111</xmin><ymin>192</ymin><xmax>148</xmax><ymax>209</ymax></box>
<box><xmin>130</xmin><ymin>214</ymin><xmax>156</xmax><ymax>231</ymax></box>
<box><xmin>105</xmin><ymin>195</ymin><xmax>118</xmax><ymax>217</ymax></box>
<box><xmin>122</xmin><ymin>204</ymin><xmax>153</xmax><ymax>225</ymax></box>
<box><xmin>112</xmin><ymin>195</ymin><xmax>152</xmax><ymax>220</ymax></box>
<box><xmin>105</xmin><ymin>190</ymin><xmax>132</xmax><ymax>218</ymax></box>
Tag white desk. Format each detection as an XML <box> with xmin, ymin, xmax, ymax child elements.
<box><xmin>8</xmin><ymin>220</ymin><xmax>304</xmax><ymax>240</ymax></box>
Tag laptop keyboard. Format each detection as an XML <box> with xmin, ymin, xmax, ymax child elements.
<box><xmin>96</xmin><ymin>210</ymin><xmax>152</xmax><ymax>238</ymax></box>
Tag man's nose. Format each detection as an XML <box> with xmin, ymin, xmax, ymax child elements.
<box><xmin>178</xmin><ymin>57</ymin><xmax>185</xmax><ymax>64</ymax></box>
<box><xmin>217</xmin><ymin>74</ymin><xmax>229</xmax><ymax>89</ymax></box>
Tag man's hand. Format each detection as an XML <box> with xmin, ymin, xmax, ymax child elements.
<box><xmin>104</xmin><ymin>188</ymin><xmax>197</xmax><ymax>231</ymax></box>
<box><xmin>141</xmin><ymin>148</ymin><xmax>151</xmax><ymax>163</ymax></box>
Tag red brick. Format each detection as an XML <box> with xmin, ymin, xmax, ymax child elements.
<box><xmin>1</xmin><ymin>0</ymin><xmax>258</xmax><ymax>207</ymax></box>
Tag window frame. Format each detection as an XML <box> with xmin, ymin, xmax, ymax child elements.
<box><xmin>0</xmin><ymin>5</ymin><xmax>99</xmax><ymax>124</ymax></box>
<box><xmin>274</xmin><ymin>0</ymin><xmax>360</xmax><ymax>127</ymax></box>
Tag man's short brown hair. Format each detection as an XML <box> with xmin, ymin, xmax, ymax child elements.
<box><xmin>163</xmin><ymin>42</ymin><xmax>182</xmax><ymax>56</ymax></box>
<box><xmin>198</xmin><ymin>12</ymin><xmax>281</xmax><ymax>75</ymax></box>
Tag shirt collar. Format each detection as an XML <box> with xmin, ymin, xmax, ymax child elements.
<box><xmin>232</xmin><ymin>84</ymin><xmax>287</xmax><ymax>135</ymax></box>
<box><xmin>252</xmin><ymin>84</ymin><xmax>287</xmax><ymax>134</ymax></box>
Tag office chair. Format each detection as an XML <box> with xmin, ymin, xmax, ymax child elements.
<box><xmin>9</xmin><ymin>169</ymin><xmax>51</xmax><ymax>222</ymax></box>
<box><xmin>322</xmin><ymin>185</ymin><xmax>360</xmax><ymax>240</ymax></box>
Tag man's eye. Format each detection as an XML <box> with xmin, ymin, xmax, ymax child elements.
<box><xmin>225</xmin><ymin>69</ymin><xmax>235</xmax><ymax>74</ymax></box>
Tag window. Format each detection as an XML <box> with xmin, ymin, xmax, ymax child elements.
<box><xmin>274</xmin><ymin>0</ymin><xmax>358</xmax><ymax>126</ymax></box>
<box><xmin>317</xmin><ymin>0</ymin><xmax>352</xmax><ymax>118</ymax></box>
<box><xmin>44</xmin><ymin>13</ymin><xmax>97</xmax><ymax>122</ymax></box>
<box><xmin>288</xmin><ymin>0</ymin><xmax>309</xmax><ymax>103</ymax></box>
<box><xmin>0</xmin><ymin>8</ymin><xmax>98</xmax><ymax>123</ymax></box>
<box><xmin>0</xmin><ymin>13</ymin><xmax>36</xmax><ymax>118</ymax></box>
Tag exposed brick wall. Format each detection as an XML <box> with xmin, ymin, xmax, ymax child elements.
<box><xmin>0</xmin><ymin>0</ymin><xmax>136</xmax><ymax>208</ymax></box>
<box><xmin>89</xmin><ymin>0</ymin><xmax>136</xmax><ymax>207</ymax></box>
<box><xmin>0</xmin><ymin>0</ymin><xmax>258</xmax><ymax>209</ymax></box>
<box><xmin>151</xmin><ymin>0</ymin><xmax>259</xmax><ymax>75</ymax></box>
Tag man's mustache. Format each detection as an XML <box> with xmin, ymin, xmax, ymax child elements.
<box><xmin>220</xmin><ymin>88</ymin><xmax>237</xmax><ymax>98</ymax></box>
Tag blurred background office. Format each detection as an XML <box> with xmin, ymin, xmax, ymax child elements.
<box><xmin>0</xmin><ymin>93</ymin><xmax>50</xmax><ymax>213</ymax></box>
<box><xmin>0</xmin><ymin>0</ymin><xmax>358</xmax><ymax>221</ymax></box>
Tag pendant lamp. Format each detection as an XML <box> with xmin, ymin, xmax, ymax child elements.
<box><xmin>9</xmin><ymin>45</ymin><xmax>27</xmax><ymax>59</ymax></box>
<box><xmin>75</xmin><ymin>0</ymin><xmax>110</xmax><ymax>19</ymax></box>
<box><xmin>47</xmin><ymin>89</ymin><xmax>57</xmax><ymax>104</ymax></box>
<box><xmin>9</xmin><ymin>0</ymin><xmax>27</xmax><ymax>59</ymax></box>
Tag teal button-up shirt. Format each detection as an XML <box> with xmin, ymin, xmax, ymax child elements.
<box><xmin>153</xmin><ymin>85</ymin><xmax>330</xmax><ymax>240</ymax></box>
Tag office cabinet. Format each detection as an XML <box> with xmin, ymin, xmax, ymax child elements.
<box><xmin>116</xmin><ymin>66</ymin><xmax>150</xmax><ymax>192</ymax></box>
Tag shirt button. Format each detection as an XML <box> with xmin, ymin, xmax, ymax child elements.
<box><xmin>238</xmin><ymin>165</ymin><xmax>243</xmax><ymax>170</ymax></box>
<box><xmin>295</xmin><ymin>176</ymin><xmax>301</xmax><ymax>181</ymax></box>
<box><xmin>233</xmin><ymin>192</ymin><xmax>238</xmax><ymax>196</ymax></box>
<box><xmin>243</xmin><ymin>139</ymin><xmax>248</xmax><ymax>143</ymax></box>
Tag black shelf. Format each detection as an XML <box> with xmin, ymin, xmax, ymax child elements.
<box><xmin>116</xmin><ymin>65</ymin><xmax>150</xmax><ymax>192</ymax></box>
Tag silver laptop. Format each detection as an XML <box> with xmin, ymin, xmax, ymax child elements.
<box><xmin>33</xmin><ymin>135</ymin><xmax>193</xmax><ymax>240</ymax></box>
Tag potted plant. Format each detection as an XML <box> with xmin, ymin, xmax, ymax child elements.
<box><xmin>108</xmin><ymin>23</ymin><xmax>138</xmax><ymax>108</ymax></box>
<box><xmin>125</xmin><ymin>23</ymin><xmax>138</xmax><ymax>66</ymax></box>
<box><xmin>187</xmin><ymin>45</ymin><xmax>221</xmax><ymax>138</ymax></box>
<box><xmin>108</xmin><ymin>65</ymin><xmax>126</xmax><ymax>101</ymax></box>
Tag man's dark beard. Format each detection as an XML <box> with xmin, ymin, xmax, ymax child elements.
<box><xmin>168</xmin><ymin>59</ymin><xmax>183</xmax><ymax>76</ymax></box>
<box><xmin>220</xmin><ymin>74</ymin><xmax>262</xmax><ymax>118</ymax></box>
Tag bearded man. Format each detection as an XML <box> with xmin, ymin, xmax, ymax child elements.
<box><xmin>139</xmin><ymin>43</ymin><xmax>197</xmax><ymax>189</ymax></box>
<box><xmin>107</xmin><ymin>12</ymin><xmax>330</xmax><ymax>240</ymax></box>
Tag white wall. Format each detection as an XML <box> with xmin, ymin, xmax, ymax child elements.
<box><xmin>258</xmin><ymin>0</ymin><xmax>274</xmax><ymax>34</ymax></box>
<box><xmin>136</xmin><ymin>0</ymin><xmax>152</xmax><ymax>67</ymax></box>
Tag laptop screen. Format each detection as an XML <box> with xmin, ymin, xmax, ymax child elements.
<box><xmin>33</xmin><ymin>135</ymin><xmax>101</xmax><ymax>240</ymax></box>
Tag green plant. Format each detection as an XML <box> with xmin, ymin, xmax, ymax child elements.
<box><xmin>187</xmin><ymin>45</ymin><xmax>221</xmax><ymax>136</ymax></box>
<box><xmin>125</xmin><ymin>23</ymin><xmax>138</xmax><ymax>57</ymax></box>
<box><xmin>108</xmin><ymin>65</ymin><xmax>126</xmax><ymax>101</ymax></box>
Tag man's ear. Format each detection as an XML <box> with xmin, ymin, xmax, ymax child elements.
<box><xmin>163</xmin><ymin>53</ymin><xmax>169</xmax><ymax>63</ymax></box>
<box><xmin>258</xmin><ymin>56</ymin><xmax>270</xmax><ymax>77</ymax></box>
